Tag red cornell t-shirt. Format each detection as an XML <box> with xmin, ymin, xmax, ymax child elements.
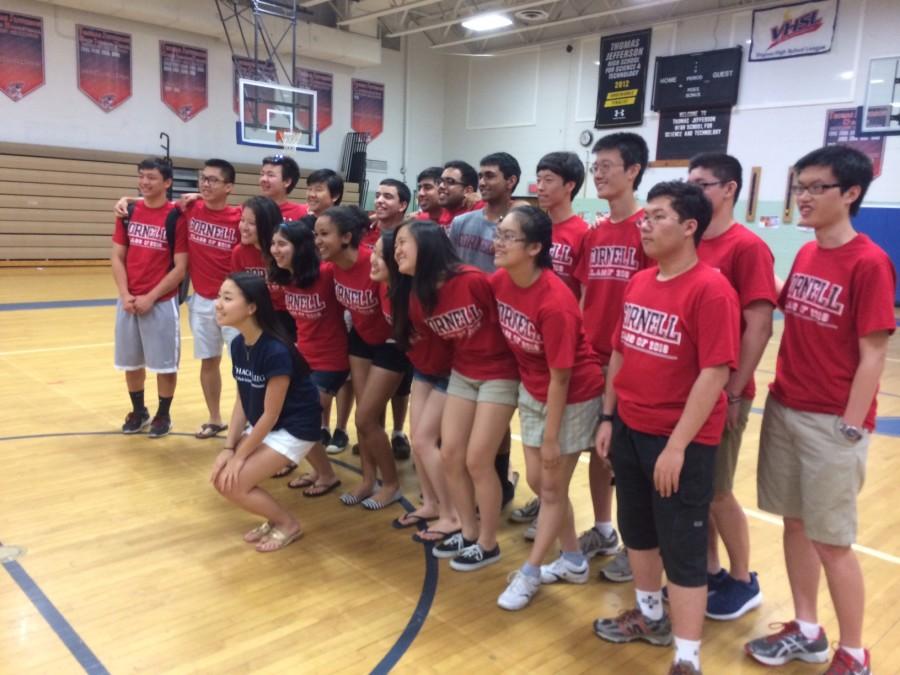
<box><xmin>283</xmin><ymin>263</ymin><xmax>349</xmax><ymax>372</ymax></box>
<box><xmin>698</xmin><ymin>224</ymin><xmax>778</xmax><ymax>400</ymax></box>
<box><xmin>360</xmin><ymin>224</ymin><xmax>380</xmax><ymax>252</ymax></box>
<box><xmin>381</xmin><ymin>284</ymin><xmax>452</xmax><ymax>376</ymax></box>
<box><xmin>575</xmin><ymin>209</ymin><xmax>650</xmax><ymax>364</ymax></box>
<box><xmin>613</xmin><ymin>262</ymin><xmax>740</xmax><ymax>445</ymax></box>
<box><xmin>551</xmin><ymin>214</ymin><xmax>588</xmax><ymax>296</ymax></box>
<box><xmin>182</xmin><ymin>200</ymin><xmax>241</xmax><ymax>299</ymax></box>
<box><xmin>491</xmin><ymin>269</ymin><xmax>604</xmax><ymax>403</ymax></box>
<box><xmin>771</xmin><ymin>235</ymin><xmax>896</xmax><ymax>430</ymax></box>
<box><xmin>439</xmin><ymin>201</ymin><xmax>486</xmax><ymax>228</ymax></box>
<box><xmin>112</xmin><ymin>201</ymin><xmax>185</xmax><ymax>300</ymax></box>
<box><xmin>230</xmin><ymin>244</ymin><xmax>285</xmax><ymax>310</ymax></box>
<box><xmin>414</xmin><ymin>266</ymin><xmax>518</xmax><ymax>381</ymax></box>
<box><xmin>279</xmin><ymin>200</ymin><xmax>308</xmax><ymax>221</ymax></box>
<box><xmin>333</xmin><ymin>247</ymin><xmax>393</xmax><ymax>345</ymax></box>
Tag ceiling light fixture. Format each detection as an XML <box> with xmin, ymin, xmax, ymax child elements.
<box><xmin>462</xmin><ymin>13</ymin><xmax>513</xmax><ymax>32</ymax></box>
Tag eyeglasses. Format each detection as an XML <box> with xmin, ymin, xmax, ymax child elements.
<box><xmin>199</xmin><ymin>175</ymin><xmax>224</xmax><ymax>185</ymax></box>
<box><xmin>688</xmin><ymin>180</ymin><xmax>726</xmax><ymax>190</ymax></box>
<box><xmin>590</xmin><ymin>161</ymin><xmax>624</xmax><ymax>174</ymax></box>
<box><xmin>438</xmin><ymin>177</ymin><xmax>466</xmax><ymax>187</ymax></box>
<box><xmin>790</xmin><ymin>183</ymin><xmax>842</xmax><ymax>196</ymax></box>
<box><xmin>492</xmin><ymin>232</ymin><xmax>527</xmax><ymax>244</ymax></box>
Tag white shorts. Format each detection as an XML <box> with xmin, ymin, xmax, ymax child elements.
<box><xmin>189</xmin><ymin>294</ymin><xmax>237</xmax><ymax>359</ymax></box>
<box><xmin>247</xmin><ymin>425</ymin><xmax>316</xmax><ymax>464</ymax></box>
<box><xmin>114</xmin><ymin>297</ymin><xmax>180</xmax><ymax>373</ymax></box>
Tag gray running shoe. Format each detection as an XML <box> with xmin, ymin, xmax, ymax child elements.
<box><xmin>593</xmin><ymin>607</ymin><xmax>673</xmax><ymax>646</ymax></box>
<box><xmin>600</xmin><ymin>548</ymin><xmax>633</xmax><ymax>582</ymax></box>
<box><xmin>578</xmin><ymin>526</ymin><xmax>620</xmax><ymax>559</ymax></box>
<box><xmin>510</xmin><ymin>497</ymin><xmax>540</xmax><ymax>523</ymax></box>
<box><xmin>669</xmin><ymin>660</ymin><xmax>702</xmax><ymax>675</ymax></box>
<box><xmin>744</xmin><ymin>621</ymin><xmax>829</xmax><ymax>666</ymax></box>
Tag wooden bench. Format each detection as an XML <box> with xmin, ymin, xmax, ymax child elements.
<box><xmin>0</xmin><ymin>143</ymin><xmax>359</xmax><ymax>261</ymax></box>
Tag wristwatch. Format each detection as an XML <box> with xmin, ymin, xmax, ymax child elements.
<box><xmin>837</xmin><ymin>421</ymin><xmax>863</xmax><ymax>443</ymax></box>
<box><xmin>599</xmin><ymin>413</ymin><xmax>615</xmax><ymax>424</ymax></box>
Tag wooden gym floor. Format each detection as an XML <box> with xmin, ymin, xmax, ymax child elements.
<box><xmin>1</xmin><ymin>265</ymin><xmax>899</xmax><ymax>675</ymax></box>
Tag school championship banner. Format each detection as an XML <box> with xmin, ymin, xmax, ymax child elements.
<box><xmin>595</xmin><ymin>28</ymin><xmax>651</xmax><ymax>128</ymax></box>
<box><xmin>160</xmin><ymin>41</ymin><xmax>207</xmax><ymax>122</ymax></box>
<box><xmin>232</xmin><ymin>55</ymin><xmax>277</xmax><ymax>114</ymax></box>
<box><xmin>749</xmin><ymin>0</ymin><xmax>838</xmax><ymax>62</ymax></box>
<box><xmin>351</xmin><ymin>79</ymin><xmax>384</xmax><ymax>141</ymax></box>
<box><xmin>295</xmin><ymin>67</ymin><xmax>333</xmax><ymax>133</ymax></box>
<box><xmin>0</xmin><ymin>12</ymin><xmax>44</xmax><ymax>102</ymax></box>
<box><xmin>77</xmin><ymin>25</ymin><xmax>131</xmax><ymax>112</ymax></box>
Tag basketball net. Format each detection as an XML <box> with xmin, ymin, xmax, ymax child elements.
<box><xmin>277</xmin><ymin>129</ymin><xmax>304</xmax><ymax>154</ymax></box>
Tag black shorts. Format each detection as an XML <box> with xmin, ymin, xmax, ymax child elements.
<box><xmin>610</xmin><ymin>416</ymin><xmax>716</xmax><ymax>588</ymax></box>
<box><xmin>347</xmin><ymin>327</ymin><xmax>410</xmax><ymax>373</ymax></box>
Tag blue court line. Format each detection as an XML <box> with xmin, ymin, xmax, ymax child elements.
<box><xmin>1</xmin><ymin>542</ymin><xmax>109</xmax><ymax>675</ymax></box>
<box><xmin>0</xmin><ymin>298</ymin><xmax>118</xmax><ymax>311</ymax></box>
<box><xmin>0</xmin><ymin>433</ymin><xmax>438</xmax><ymax>674</ymax></box>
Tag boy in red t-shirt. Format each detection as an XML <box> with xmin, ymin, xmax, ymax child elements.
<box><xmin>259</xmin><ymin>155</ymin><xmax>307</xmax><ymax>220</ymax></box>
<box><xmin>745</xmin><ymin>147</ymin><xmax>895</xmax><ymax>675</ymax></box>
<box><xmin>414</xmin><ymin>167</ymin><xmax>444</xmax><ymax>222</ymax></box>
<box><xmin>689</xmin><ymin>153</ymin><xmax>776</xmax><ymax>621</ymax></box>
<box><xmin>573</xmin><ymin>132</ymin><xmax>651</xmax><ymax>582</ymax></box>
<box><xmin>594</xmin><ymin>181</ymin><xmax>739</xmax><ymax>675</ymax></box>
<box><xmin>437</xmin><ymin>160</ymin><xmax>485</xmax><ymax>228</ymax></box>
<box><xmin>111</xmin><ymin>158</ymin><xmax>188</xmax><ymax>438</ymax></box>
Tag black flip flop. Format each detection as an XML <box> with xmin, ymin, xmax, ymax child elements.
<box><xmin>195</xmin><ymin>422</ymin><xmax>228</xmax><ymax>439</ymax></box>
<box><xmin>412</xmin><ymin>528</ymin><xmax>461</xmax><ymax>544</ymax></box>
<box><xmin>302</xmin><ymin>480</ymin><xmax>342</xmax><ymax>498</ymax></box>
<box><xmin>391</xmin><ymin>514</ymin><xmax>437</xmax><ymax>530</ymax></box>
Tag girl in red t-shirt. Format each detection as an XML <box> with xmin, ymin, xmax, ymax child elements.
<box><xmin>269</xmin><ymin>217</ymin><xmax>345</xmax><ymax>496</ymax></box>
<box><xmin>491</xmin><ymin>205</ymin><xmax>604</xmax><ymax>610</ymax></box>
<box><xmin>394</xmin><ymin>220</ymin><xmax>518</xmax><ymax>571</ymax></box>
<box><xmin>315</xmin><ymin>206</ymin><xmax>406</xmax><ymax>510</ymax></box>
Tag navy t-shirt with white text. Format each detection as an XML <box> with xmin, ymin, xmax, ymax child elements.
<box><xmin>230</xmin><ymin>333</ymin><xmax>321</xmax><ymax>441</ymax></box>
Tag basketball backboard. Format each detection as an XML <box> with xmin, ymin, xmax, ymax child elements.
<box><xmin>238</xmin><ymin>77</ymin><xmax>317</xmax><ymax>150</ymax></box>
<box><xmin>860</xmin><ymin>56</ymin><xmax>900</xmax><ymax>136</ymax></box>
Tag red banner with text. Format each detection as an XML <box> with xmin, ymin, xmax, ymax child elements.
<box><xmin>160</xmin><ymin>41</ymin><xmax>207</xmax><ymax>122</ymax></box>
<box><xmin>0</xmin><ymin>12</ymin><xmax>44</xmax><ymax>101</ymax></box>
<box><xmin>77</xmin><ymin>25</ymin><xmax>132</xmax><ymax>112</ymax></box>
<box><xmin>295</xmin><ymin>67</ymin><xmax>333</xmax><ymax>133</ymax></box>
<box><xmin>351</xmin><ymin>79</ymin><xmax>384</xmax><ymax>141</ymax></box>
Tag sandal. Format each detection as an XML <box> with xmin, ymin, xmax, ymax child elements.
<box><xmin>303</xmin><ymin>479</ymin><xmax>342</xmax><ymax>497</ymax></box>
<box><xmin>391</xmin><ymin>513</ymin><xmax>437</xmax><ymax>529</ymax></box>
<box><xmin>361</xmin><ymin>491</ymin><xmax>402</xmax><ymax>511</ymax></box>
<box><xmin>195</xmin><ymin>422</ymin><xmax>228</xmax><ymax>439</ymax></box>
<box><xmin>412</xmin><ymin>528</ymin><xmax>460</xmax><ymax>544</ymax></box>
<box><xmin>243</xmin><ymin>521</ymin><xmax>273</xmax><ymax>543</ymax></box>
<box><xmin>287</xmin><ymin>473</ymin><xmax>317</xmax><ymax>490</ymax></box>
<box><xmin>272</xmin><ymin>463</ymin><xmax>297</xmax><ymax>479</ymax></box>
<box><xmin>256</xmin><ymin>527</ymin><xmax>303</xmax><ymax>552</ymax></box>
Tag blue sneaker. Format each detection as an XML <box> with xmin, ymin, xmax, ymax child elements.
<box><xmin>706</xmin><ymin>571</ymin><xmax>762</xmax><ymax>620</ymax></box>
<box><xmin>663</xmin><ymin>569</ymin><xmax>729</xmax><ymax>602</ymax></box>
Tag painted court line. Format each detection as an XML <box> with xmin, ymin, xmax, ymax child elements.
<box><xmin>0</xmin><ymin>336</ymin><xmax>193</xmax><ymax>357</ymax></box>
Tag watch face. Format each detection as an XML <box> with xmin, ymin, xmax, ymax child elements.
<box><xmin>579</xmin><ymin>129</ymin><xmax>594</xmax><ymax>147</ymax></box>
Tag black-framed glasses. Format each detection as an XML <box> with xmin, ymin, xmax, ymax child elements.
<box><xmin>199</xmin><ymin>175</ymin><xmax>224</xmax><ymax>185</ymax></box>
<box><xmin>438</xmin><ymin>177</ymin><xmax>466</xmax><ymax>187</ymax></box>
<box><xmin>688</xmin><ymin>180</ymin><xmax>726</xmax><ymax>190</ymax></box>
<box><xmin>590</xmin><ymin>161</ymin><xmax>625</xmax><ymax>174</ymax></box>
<box><xmin>492</xmin><ymin>232</ymin><xmax>527</xmax><ymax>244</ymax></box>
<box><xmin>790</xmin><ymin>183</ymin><xmax>842</xmax><ymax>196</ymax></box>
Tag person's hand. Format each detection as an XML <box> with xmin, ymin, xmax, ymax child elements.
<box><xmin>653</xmin><ymin>445</ymin><xmax>685</xmax><ymax>498</ymax></box>
<box><xmin>114</xmin><ymin>197</ymin><xmax>130</xmax><ymax>218</ymax></box>
<box><xmin>209</xmin><ymin>449</ymin><xmax>233</xmax><ymax>483</ymax></box>
<box><xmin>595</xmin><ymin>420</ymin><xmax>612</xmax><ymax>460</ymax></box>
<box><xmin>464</xmin><ymin>191</ymin><xmax>482</xmax><ymax>209</ymax></box>
<box><xmin>217</xmin><ymin>455</ymin><xmax>245</xmax><ymax>493</ymax></box>
<box><xmin>133</xmin><ymin>294</ymin><xmax>155</xmax><ymax>315</ymax></box>
<box><xmin>540</xmin><ymin>438</ymin><xmax>561</xmax><ymax>469</ymax></box>
<box><xmin>178</xmin><ymin>193</ymin><xmax>200</xmax><ymax>210</ymax></box>
<box><xmin>120</xmin><ymin>293</ymin><xmax>137</xmax><ymax>313</ymax></box>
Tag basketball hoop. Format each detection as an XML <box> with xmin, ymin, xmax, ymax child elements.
<box><xmin>277</xmin><ymin>129</ymin><xmax>304</xmax><ymax>153</ymax></box>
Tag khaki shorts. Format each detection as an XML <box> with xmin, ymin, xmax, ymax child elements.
<box><xmin>518</xmin><ymin>384</ymin><xmax>601</xmax><ymax>454</ymax></box>
<box><xmin>446</xmin><ymin>370</ymin><xmax>518</xmax><ymax>407</ymax></box>
<box><xmin>713</xmin><ymin>397</ymin><xmax>752</xmax><ymax>494</ymax></box>
<box><xmin>757</xmin><ymin>395</ymin><xmax>869</xmax><ymax>546</ymax></box>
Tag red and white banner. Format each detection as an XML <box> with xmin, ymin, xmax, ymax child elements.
<box><xmin>77</xmin><ymin>25</ymin><xmax>132</xmax><ymax>112</ymax></box>
<box><xmin>750</xmin><ymin>0</ymin><xmax>838</xmax><ymax>62</ymax></box>
<box><xmin>295</xmin><ymin>67</ymin><xmax>333</xmax><ymax>133</ymax></box>
<box><xmin>232</xmin><ymin>55</ymin><xmax>276</xmax><ymax>114</ymax></box>
<box><xmin>160</xmin><ymin>41</ymin><xmax>207</xmax><ymax>122</ymax></box>
<box><xmin>351</xmin><ymin>79</ymin><xmax>384</xmax><ymax>141</ymax></box>
<box><xmin>0</xmin><ymin>11</ymin><xmax>44</xmax><ymax>102</ymax></box>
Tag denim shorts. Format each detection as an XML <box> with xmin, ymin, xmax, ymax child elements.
<box><xmin>310</xmin><ymin>369</ymin><xmax>350</xmax><ymax>396</ymax></box>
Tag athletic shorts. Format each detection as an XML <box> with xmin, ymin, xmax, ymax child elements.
<box><xmin>757</xmin><ymin>394</ymin><xmax>869</xmax><ymax>546</ymax></box>
<box><xmin>713</xmin><ymin>397</ymin><xmax>752</xmax><ymax>494</ymax></box>
<box><xmin>446</xmin><ymin>370</ymin><xmax>518</xmax><ymax>407</ymax></box>
<box><xmin>347</xmin><ymin>327</ymin><xmax>410</xmax><ymax>373</ymax></box>
<box><xmin>246</xmin><ymin>424</ymin><xmax>315</xmax><ymax>465</ymax></box>
<box><xmin>518</xmin><ymin>384</ymin><xmax>601</xmax><ymax>454</ymax></box>
<box><xmin>611</xmin><ymin>416</ymin><xmax>716</xmax><ymax>588</ymax></box>
<box><xmin>189</xmin><ymin>293</ymin><xmax>236</xmax><ymax>359</ymax></box>
<box><xmin>310</xmin><ymin>369</ymin><xmax>350</xmax><ymax>396</ymax></box>
<box><xmin>413</xmin><ymin>369</ymin><xmax>450</xmax><ymax>393</ymax></box>
<box><xmin>114</xmin><ymin>297</ymin><xmax>180</xmax><ymax>374</ymax></box>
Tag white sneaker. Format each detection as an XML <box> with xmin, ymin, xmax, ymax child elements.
<box><xmin>524</xmin><ymin>516</ymin><xmax>538</xmax><ymax>541</ymax></box>
<box><xmin>497</xmin><ymin>570</ymin><xmax>541</xmax><ymax>611</ymax></box>
<box><xmin>540</xmin><ymin>555</ymin><xmax>589</xmax><ymax>584</ymax></box>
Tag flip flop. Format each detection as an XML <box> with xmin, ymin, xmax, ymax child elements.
<box><xmin>255</xmin><ymin>527</ymin><xmax>303</xmax><ymax>552</ymax></box>
<box><xmin>287</xmin><ymin>473</ymin><xmax>317</xmax><ymax>489</ymax></box>
<box><xmin>195</xmin><ymin>422</ymin><xmax>228</xmax><ymax>439</ymax></box>
<box><xmin>361</xmin><ymin>491</ymin><xmax>402</xmax><ymax>511</ymax></box>
<box><xmin>391</xmin><ymin>513</ymin><xmax>437</xmax><ymax>529</ymax></box>
<box><xmin>302</xmin><ymin>479</ymin><xmax>342</xmax><ymax>497</ymax></box>
<box><xmin>412</xmin><ymin>528</ymin><xmax>461</xmax><ymax>544</ymax></box>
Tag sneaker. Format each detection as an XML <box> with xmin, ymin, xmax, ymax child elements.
<box><xmin>540</xmin><ymin>555</ymin><xmax>589</xmax><ymax>584</ymax></box>
<box><xmin>593</xmin><ymin>607</ymin><xmax>673</xmax><ymax>646</ymax></box>
<box><xmin>600</xmin><ymin>548</ymin><xmax>633</xmax><ymax>582</ymax></box>
<box><xmin>392</xmin><ymin>432</ymin><xmax>411</xmax><ymax>460</ymax></box>
<box><xmin>669</xmin><ymin>660</ymin><xmax>702</xmax><ymax>675</ymax></box>
<box><xmin>523</xmin><ymin>516</ymin><xmax>538</xmax><ymax>541</ymax></box>
<box><xmin>744</xmin><ymin>621</ymin><xmax>829</xmax><ymax>666</ymax></box>
<box><xmin>663</xmin><ymin>570</ymin><xmax>729</xmax><ymax>603</ymax></box>
<box><xmin>510</xmin><ymin>497</ymin><xmax>540</xmax><ymax>523</ymax></box>
<box><xmin>497</xmin><ymin>571</ymin><xmax>541</xmax><ymax>611</ymax></box>
<box><xmin>320</xmin><ymin>427</ymin><xmax>332</xmax><ymax>447</ymax></box>
<box><xmin>824</xmin><ymin>647</ymin><xmax>871</xmax><ymax>674</ymax></box>
<box><xmin>706</xmin><ymin>572</ymin><xmax>762</xmax><ymax>620</ymax></box>
<box><xmin>450</xmin><ymin>543</ymin><xmax>501</xmax><ymax>571</ymax></box>
<box><xmin>147</xmin><ymin>415</ymin><xmax>172</xmax><ymax>439</ymax></box>
<box><xmin>326</xmin><ymin>429</ymin><xmax>349</xmax><ymax>455</ymax></box>
<box><xmin>578</xmin><ymin>526</ymin><xmax>620</xmax><ymax>559</ymax></box>
<box><xmin>122</xmin><ymin>408</ymin><xmax>150</xmax><ymax>434</ymax></box>
<box><xmin>432</xmin><ymin>532</ymin><xmax>475</xmax><ymax>559</ymax></box>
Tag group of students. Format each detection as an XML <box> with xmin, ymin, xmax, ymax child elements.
<box><xmin>110</xmin><ymin>135</ymin><xmax>894</xmax><ymax>675</ymax></box>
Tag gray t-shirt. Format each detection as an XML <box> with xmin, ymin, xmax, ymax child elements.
<box><xmin>448</xmin><ymin>208</ymin><xmax>497</xmax><ymax>273</ymax></box>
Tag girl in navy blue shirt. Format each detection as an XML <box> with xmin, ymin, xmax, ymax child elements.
<box><xmin>211</xmin><ymin>272</ymin><xmax>321</xmax><ymax>552</ymax></box>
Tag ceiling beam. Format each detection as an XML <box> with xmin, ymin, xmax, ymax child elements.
<box><xmin>386</xmin><ymin>0</ymin><xmax>563</xmax><ymax>38</ymax></box>
<box><xmin>337</xmin><ymin>0</ymin><xmax>448</xmax><ymax>27</ymax></box>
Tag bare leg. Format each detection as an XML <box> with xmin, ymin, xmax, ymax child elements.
<box><xmin>355</xmin><ymin>366</ymin><xmax>403</xmax><ymax>504</ymax></box>
<box><xmin>440</xmin><ymin>395</ymin><xmax>479</xmax><ymax>541</ymax></box>
<box><xmin>710</xmin><ymin>491</ymin><xmax>751</xmax><ymax>581</ymax></box>
<box><xmin>707</xmin><ymin>513</ymin><xmax>722</xmax><ymax>574</ymax></box>
<box><xmin>335</xmin><ymin>380</ymin><xmax>353</xmax><ymax>431</ymax></box>
<box><xmin>157</xmin><ymin>372</ymin><xmax>177</xmax><ymax>398</ymax></box>
<box><xmin>814</xmin><ymin>540</ymin><xmax>865</xmax><ymax>648</ymax></box>
<box><xmin>410</xmin><ymin>381</ymin><xmax>457</xmax><ymax>532</ymax></box>
<box><xmin>526</xmin><ymin>449</ymin><xmax>580</xmax><ymax>566</ymax></box>
<box><xmin>199</xmin><ymin>356</ymin><xmax>223</xmax><ymax>426</ymax></box>
<box><xmin>391</xmin><ymin>393</ymin><xmax>409</xmax><ymax>433</ymax></box>
<box><xmin>125</xmin><ymin>368</ymin><xmax>145</xmax><ymax>396</ymax></box>
<box><xmin>588</xmin><ymin>452</ymin><xmax>614</xmax><ymax>522</ymax></box>
<box><xmin>346</xmin><ymin>356</ymin><xmax>376</xmax><ymax>498</ymax></box>
<box><xmin>784</xmin><ymin>517</ymin><xmax>821</xmax><ymax>623</ymax></box>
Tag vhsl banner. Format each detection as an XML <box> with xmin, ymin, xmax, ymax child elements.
<box><xmin>750</xmin><ymin>0</ymin><xmax>838</xmax><ymax>62</ymax></box>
